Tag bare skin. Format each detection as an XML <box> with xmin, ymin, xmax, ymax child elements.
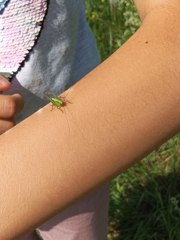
<box><xmin>1</xmin><ymin>1</ymin><xmax>180</xmax><ymax>238</ymax></box>
<box><xmin>134</xmin><ymin>0</ymin><xmax>180</xmax><ymax>19</ymax></box>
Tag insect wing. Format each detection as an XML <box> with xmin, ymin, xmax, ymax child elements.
<box><xmin>51</xmin><ymin>97</ymin><xmax>62</xmax><ymax>107</ymax></box>
<box><xmin>44</xmin><ymin>89</ymin><xmax>70</xmax><ymax>110</ymax></box>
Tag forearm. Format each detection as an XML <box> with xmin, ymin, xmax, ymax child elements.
<box><xmin>134</xmin><ymin>0</ymin><xmax>180</xmax><ymax>20</ymax></box>
<box><xmin>1</xmin><ymin>8</ymin><xmax>180</xmax><ymax>239</ymax></box>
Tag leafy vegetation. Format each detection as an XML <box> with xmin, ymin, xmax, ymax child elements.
<box><xmin>85</xmin><ymin>1</ymin><xmax>180</xmax><ymax>239</ymax></box>
<box><xmin>85</xmin><ymin>0</ymin><xmax>140</xmax><ymax>60</ymax></box>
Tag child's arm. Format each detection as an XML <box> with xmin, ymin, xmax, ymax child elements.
<box><xmin>134</xmin><ymin>0</ymin><xmax>179</xmax><ymax>20</ymax></box>
<box><xmin>1</xmin><ymin>2</ymin><xmax>180</xmax><ymax>239</ymax></box>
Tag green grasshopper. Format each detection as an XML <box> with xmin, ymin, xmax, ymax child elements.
<box><xmin>45</xmin><ymin>92</ymin><xmax>71</xmax><ymax>111</ymax></box>
<box><xmin>45</xmin><ymin>90</ymin><xmax>83</xmax><ymax>138</ymax></box>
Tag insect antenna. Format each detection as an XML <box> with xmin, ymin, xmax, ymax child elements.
<box><xmin>62</xmin><ymin>88</ymin><xmax>87</xmax><ymax>141</ymax></box>
<box><xmin>62</xmin><ymin>104</ymin><xmax>71</xmax><ymax>135</ymax></box>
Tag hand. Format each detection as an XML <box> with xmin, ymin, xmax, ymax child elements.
<box><xmin>0</xmin><ymin>76</ymin><xmax>24</xmax><ymax>134</ymax></box>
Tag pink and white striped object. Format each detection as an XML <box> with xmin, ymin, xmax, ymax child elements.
<box><xmin>0</xmin><ymin>0</ymin><xmax>47</xmax><ymax>76</ymax></box>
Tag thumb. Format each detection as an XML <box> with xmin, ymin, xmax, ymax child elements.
<box><xmin>0</xmin><ymin>75</ymin><xmax>11</xmax><ymax>91</ymax></box>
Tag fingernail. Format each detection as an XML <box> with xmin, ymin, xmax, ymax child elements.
<box><xmin>0</xmin><ymin>75</ymin><xmax>9</xmax><ymax>86</ymax></box>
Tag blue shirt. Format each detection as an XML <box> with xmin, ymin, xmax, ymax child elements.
<box><xmin>8</xmin><ymin>0</ymin><xmax>100</xmax><ymax>121</ymax></box>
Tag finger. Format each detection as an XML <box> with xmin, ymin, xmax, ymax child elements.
<box><xmin>11</xmin><ymin>93</ymin><xmax>24</xmax><ymax>114</ymax></box>
<box><xmin>0</xmin><ymin>94</ymin><xmax>24</xmax><ymax>118</ymax></box>
<box><xmin>0</xmin><ymin>75</ymin><xmax>11</xmax><ymax>91</ymax></box>
<box><xmin>0</xmin><ymin>119</ymin><xmax>15</xmax><ymax>135</ymax></box>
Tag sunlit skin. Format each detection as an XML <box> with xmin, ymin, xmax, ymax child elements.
<box><xmin>1</xmin><ymin>1</ymin><xmax>180</xmax><ymax>238</ymax></box>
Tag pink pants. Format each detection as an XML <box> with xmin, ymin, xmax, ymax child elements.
<box><xmin>22</xmin><ymin>184</ymin><xmax>109</xmax><ymax>240</ymax></box>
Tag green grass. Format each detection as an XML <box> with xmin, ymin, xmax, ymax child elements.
<box><xmin>85</xmin><ymin>0</ymin><xmax>140</xmax><ymax>60</ymax></box>
<box><xmin>85</xmin><ymin>1</ymin><xmax>180</xmax><ymax>239</ymax></box>
<box><xmin>108</xmin><ymin>139</ymin><xmax>180</xmax><ymax>240</ymax></box>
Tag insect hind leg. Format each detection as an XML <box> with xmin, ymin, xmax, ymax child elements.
<box><xmin>57</xmin><ymin>106</ymin><xmax>64</xmax><ymax>112</ymax></box>
<box><xmin>59</xmin><ymin>95</ymin><xmax>72</xmax><ymax>105</ymax></box>
<box><xmin>50</xmin><ymin>104</ymin><xmax>55</xmax><ymax>111</ymax></box>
